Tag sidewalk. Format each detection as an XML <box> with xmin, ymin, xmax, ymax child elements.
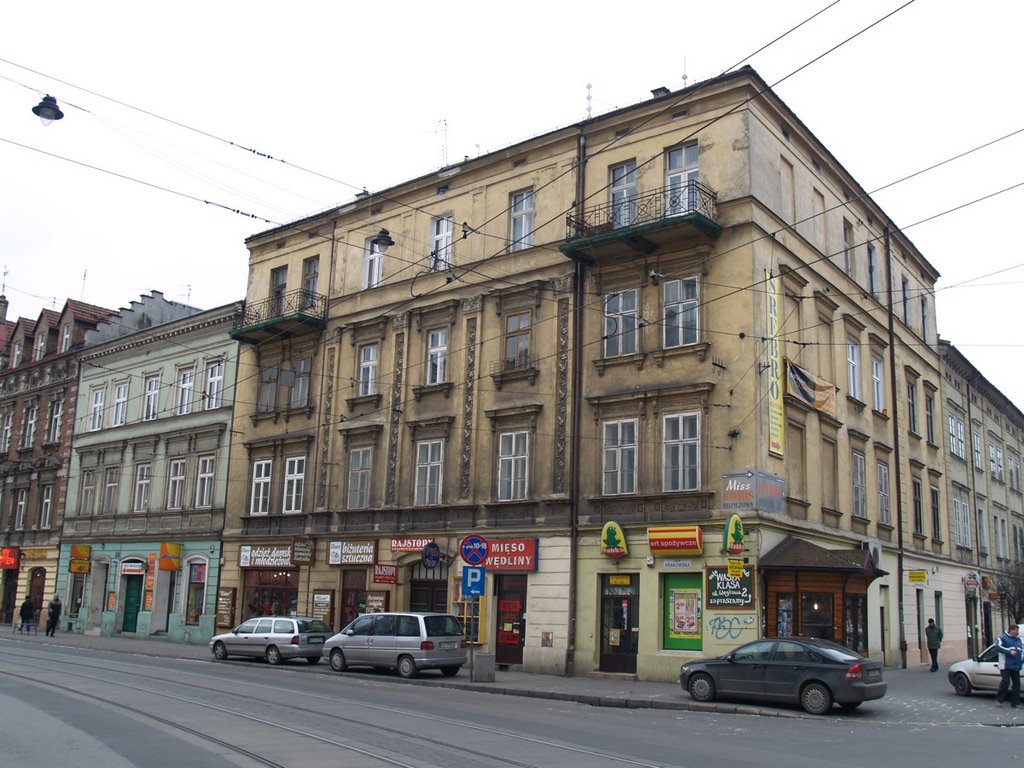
<box><xmin>0</xmin><ymin>629</ymin><xmax>997</xmax><ymax>720</ymax></box>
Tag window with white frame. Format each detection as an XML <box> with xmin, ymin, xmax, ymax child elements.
<box><xmin>142</xmin><ymin>374</ymin><xmax>161</xmax><ymax>421</ymax></box>
<box><xmin>14</xmin><ymin>489</ymin><xmax>27</xmax><ymax>529</ymax></box>
<box><xmin>167</xmin><ymin>458</ymin><xmax>186</xmax><ymax>510</ymax></box>
<box><xmin>430</xmin><ymin>214</ymin><xmax>454</xmax><ymax>272</ymax></box>
<box><xmin>973</xmin><ymin>431</ymin><xmax>983</xmax><ymax>470</ymax></box>
<box><xmin>871</xmin><ymin>355</ymin><xmax>885</xmax><ymax>411</ymax></box>
<box><xmin>907</xmin><ymin>381</ymin><xmax>918</xmax><ymax>434</ymax></box>
<box><xmin>1010</xmin><ymin>456</ymin><xmax>1021</xmax><ymax>492</ymax></box>
<box><xmin>61</xmin><ymin>323</ymin><xmax>72</xmax><ymax>352</ymax></box>
<box><xmin>978</xmin><ymin>508</ymin><xmax>988</xmax><ymax>554</ymax></box>
<box><xmin>610</xmin><ymin>161</ymin><xmax>637</xmax><ymax>228</ymax></box>
<box><xmin>510</xmin><ymin>189</ymin><xmax>535</xmax><ymax>251</ymax></box>
<box><xmin>283</xmin><ymin>456</ymin><xmax>305</xmax><ymax>513</ymax></box>
<box><xmin>664</xmin><ymin>277</ymin><xmax>699</xmax><ymax>348</ymax></box>
<box><xmin>852</xmin><ymin>450</ymin><xmax>866</xmax><ymax>518</ymax></box>
<box><xmin>185</xmin><ymin>560</ymin><xmax>207</xmax><ymax>626</ymax></box>
<box><xmin>46</xmin><ymin>400</ymin><xmax>63</xmax><ymax>443</ymax></box>
<box><xmin>666</xmin><ymin>142</ymin><xmax>699</xmax><ymax>215</ymax></box>
<box><xmin>358</xmin><ymin>343</ymin><xmax>379</xmax><ymax>396</ymax></box>
<box><xmin>12</xmin><ymin>341</ymin><xmax>23</xmax><ymax>367</ymax></box>
<box><xmin>289</xmin><ymin>357</ymin><xmax>311</xmax><ymax>409</ymax></box>
<box><xmin>112</xmin><ymin>381</ymin><xmax>129</xmax><ymax>426</ymax></box>
<box><xmin>134</xmin><ymin>464</ymin><xmax>152</xmax><ymax>512</ymax></box>
<box><xmin>877</xmin><ymin>461</ymin><xmax>890</xmax><ymax>525</ymax></box>
<box><xmin>842</xmin><ymin>219</ymin><xmax>854</xmax><ymax>274</ymax></box>
<box><xmin>846</xmin><ymin>341</ymin><xmax>861</xmax><ymax>400</ymax></box>
<box><xmin>177</xmin><ymin>368</ymin><xmax>195</xmax><ymax>415</ymax></box>
<box><xmin>270</xmin><ymin>266</ymin><xmax>287</xmax><ymax>315</ymax></box>
<box><xmin>663</xmin><ymin>412</ymin><xmax>699</xmax><ymax>492</ymax></box>
<box><xmin>204</xmin><ymin>359</ymin><xmax>224</xmax><ymax>410</ymax></box>
<box><xmin>302</xmin><ymin>256</ymin><xmax>319</xmax><ymax>305</ymax></box>
<box><xmin>89</xmin><ymin>387</ymin><xmax>105</xmax><ymax>431</ymax></box>
<box><xmin>257</xmin><ymin>365</ymin><xmax>278</xmax><ymax>413</ymax></box>
<box><xmin>497</xmin><ymin>431</ymin><xmax>529</xmax><ymax>501</ymax></box>
<box><xmin>20</xmin><ymin>403</ymin><xmax>37</xmax><ymax>448</ymax></box>
<box><xmin>35</xmin><ymin>330</ymin><xmax>47</xmax><ymax>360</ymax></box>
<box><xmin>603</xmin><ymin>419</ymin><xmax>637</xmax><ymax>495</ymax></box>
<box><xmin>997</xmin><ymin>516</ymin><xmax>1009</xmax><ymax>559</ymax></box>
<box><xmin>364</xmin><ymin>236</ymin><xmax>384</xmax><ymax>289</ymax></box>
<box><xmin>39</xmin><ymin>484</ymin><xmax>53</xmax><ymax>528</ymax></box>
<box><xmin>426</xmin><ymin>329</ymin><xmax>448</xmax><ymax>385</ymax></box>
<box><xmin>348</xmin><ymin>447</ymin><xmax>372</xmax><ymax>509</ymax></box>
<box><xmin>948</xmin><ymin>414</ymin><xmax>966</xmax><ymax>460</ymax></box>
<box><xmin>250</xmin><ymin>460</ymin><xmax>272</xmax><ymax>516</ymax></box>
<box><xmin>0</xmin><ymin>411</ymin><xmax>11</xmax><ymax>451</ymax></box>
<box><xmin>912</xmin><ymin>478</ymin><xmax>924</xmax><ymax>534</ymax></box>
<box><xmin>993</xmin><ymin>445</ymin><xmax>1006</xmax><ymax>482</ymax></box>
<box><xmin>925</xmin><ymin>393</ymin><xmax>935</xmax><ymax>443</ymax></box>
<box><xmin>80</xmin><ymin>469</ymin><xmax>95</xmax><ymax>516</ymax></box>
<box><xmin>195</xmin><ymin>455</ymin><xmax>215</xmax><ymax>508</ymax></box>
<box><xmin>953</xmin><ymin>493</ymin><xmax>971</xmax><ymax>548</ymax></box>
<box><xmin>605</xmin><ymin>290</ymin><xmax>638</xmax><ymax>357</ymax></box>
<box><xmin>415</xmin><ymin>440</ymin><xmax>443</xmax><ymax>506</ymax></box>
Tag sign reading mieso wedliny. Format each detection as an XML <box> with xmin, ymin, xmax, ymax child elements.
<box><xmin>705</xmin><ymin>566</ymin><xmax>754</xmax><ymax>608</ymax></box>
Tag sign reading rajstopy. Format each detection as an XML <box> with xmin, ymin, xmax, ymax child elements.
<box><xmin>705</xmin><ymin>565</ymin><xmax>754</xmax><ymax>609</ymax></box>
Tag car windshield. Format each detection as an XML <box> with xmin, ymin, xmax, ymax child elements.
<box><xmin>296</xmin><ymin>619</ymin><xmax>330</xmax><ymax>633</ymax></box>
<box><xmin>424</xmin><ymin>615</ymin><xmax>464</xmax><ymax>637</ymax></box>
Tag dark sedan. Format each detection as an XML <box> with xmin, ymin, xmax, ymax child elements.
<box><xmin>679</xmin><ymin>637</ymin><xmax>887</xmax><ymax>715</ymax></box>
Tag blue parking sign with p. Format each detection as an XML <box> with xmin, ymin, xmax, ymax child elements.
<box><xmin>462</xmin><ymin>566</ymin><xmax>486</xmax><ymax>596</ymax></box>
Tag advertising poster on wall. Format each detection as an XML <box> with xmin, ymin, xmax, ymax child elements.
<box><xmin>663</xmin><ymin>573</ymin><xmax>703</xmax><ymax>650</ymax></box>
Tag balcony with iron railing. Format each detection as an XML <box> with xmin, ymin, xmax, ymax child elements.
<box><xmin>230</xmin><ymin>288</ymin><xmax>327</xmax><ymax>344</ymax></box>
<box><xmin>561</xmin><ymin>180</ymin><xmax>721</xmax><ymax>261</ymax></box>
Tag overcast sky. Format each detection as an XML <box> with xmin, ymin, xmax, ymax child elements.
<box><xmin>2</xmin><ymin>1</ymin><xmax>1023</xmax><ymax>404</ymax></box>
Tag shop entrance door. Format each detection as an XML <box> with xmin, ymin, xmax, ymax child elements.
<box><xmin>2</xmin><ymin>568</ymin><xmax>20</xmax><ymax>623</ymax></box>
<box><xmin>600</xmin><ymin>574</ymin><xmax>639</xmax><ymax>674</ymax></box>
<box><xmin>495</xmin><ymin>575</ymin><xmax>527</xmax><ymax>665</ymax></box>
<box><xmin>122</xmin><ymin>575</ymin><xmax>143</xmax><ymax>633</ymax></box>
<box><xmin>409</xmin><ymin>560</ymin><xmax>450</xmax><ymax>613</ymax></box>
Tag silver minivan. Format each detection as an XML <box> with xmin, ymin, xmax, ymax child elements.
<box><xmin>322</xmin><ymin>611</ymin><xmax>467</xmax><ymax>678</ymax></box>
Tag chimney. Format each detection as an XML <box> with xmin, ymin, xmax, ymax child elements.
<box><xmin>0</xmin><ymin>294</ymin><xmax>7</xmax><ymax>324</ymax></box>
<box><xmin>651</xmin><ymin>87</ymin><xmax>670</xmax><ymax>98</ymax></box>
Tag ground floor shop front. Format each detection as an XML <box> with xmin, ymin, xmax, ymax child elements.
<box><xmin>0</xmin><ymin>545</ymin><xmax>60</xmax><ymax>626</ymax></box>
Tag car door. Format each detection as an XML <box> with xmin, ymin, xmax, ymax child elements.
<box><xmin>974</xmin><ymin>645</ymin><xmax>1002</xmax><ymax>690</ymax></box>
<box><xmin>369</xmin><ymin>614</ymin><xmax>398</xmax><ymax>667</ymax></box>
<box><xmin>764</xmin><ymin>640</ymin><xmax>813</xmax><ymax>700</ymax></box>
<box><xmin>342</xmin><ymin>615</ymin><xmax>375</xmax><ymax>666</ymax></box>
<box><xmin>719</xmin><ymin>640</ymin><xmax>775</xmax><ymax>696</ymax></box>
<box><xmin>228</xmin><ymin>619</ymin><xmax>259</xmax><ymax>656</ymax></box>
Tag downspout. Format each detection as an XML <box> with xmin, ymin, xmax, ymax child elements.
<box><xmin>884</xmin><ymin>225</ymin><xmax>908</xmax><ymax>668</ymax></box>
<box><xmin>566</xmin><ymin>128</ymin><xmax>587</xmax><ymax>677</ymax></box>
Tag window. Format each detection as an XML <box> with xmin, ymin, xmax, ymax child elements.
<box><xmin>503</xmin><ymin>312</ymin><xmax>531</xmax><ymax>371</ymax></box>
<box><xmin>842</xmin><ymin>219</ymin><xmax>854</xmax><ymax>274</ymax></box>
<box><xmin>167</xmin><ymin>459</ymin><xmax>186</xmax><ymax>510</ymax></box>
<box><xmin>142</xmin><ymin>375</ymin><xmax>161</xmax><ymax>421</ymax></box>
<box><xmin>497</xmin><ymin>431</ymin><xmax>529</xmax><ymax>501</ymax></box>
<box><xmin>994</xmin><ymin>446</ymin><xmax>1006</xmax><ymax>482</ymax></box>
<box><xmin>283</xmin><ymin>456</ymin><xmax>305</xmax><ymax>514</ymax></box>
<box><xmin>605</xmin><ymin>289</ymin><xmax>638</xmax><ymax>357</ymax></box>
<box><xmin>426</xmin><ymin>329</ymin><xmax>448</xmax><ymax>385</ymax></box>
<box><xmin>46</xmin><ymin>400</ymin><xmax>63</xmax><ymax>443</ymax></box>
<box><xmin>610</xmin><ymin>160</ymin><xmax>637</xmax><ymax>228</ymax></box>
<box><xmin>978</xmin><ymin>509</ymin><xmax>988</xmax><ymax>554</ymax></box>
<box><xmin>912</xmin><ymin>478</ymin><xmax>924</xmax><ymax>535</ymax></box>
<box><xmin>204</xmin><ymin>360</ymin><xmax>224</xmax><ymax>410</ymax></box>
<box><xmin>996</xmin><ymin>516</ymin><xmax>1008</xmax><ymax>559</ymax></box>
<box><xmin>177</xmin><ymin>368</ymin><xmax>195</xmax><ymax>416</ymax></box>
<box><xmin>250</xmin><ymin>460</ymin><xmax>272</xmax><ymax>516</ymax></box>
<box><xmin>195</xmin><ymin>455</ymin><xmax>215</xmax><ymax>508</ymax></box>
<box><xmin>358</xmin><ymin>343</ymin><xmax>379</xmax><ymax>396</ymax></box>
<box><xmin>39</xmin><ymin>485</ymin><xmax>53</xmax><ymax>528</ymax></box>
<box><xmin>973</xmin><ymin>431</ymin><xmax>983</xmax><ymax>470</ymax></box>
<box><xmin>80</xmin><ymin>469</ymin><xmax>95</xmax><ymax>516</ymax></box>
<box><xmin>901</xmin><ymin>276</ymin><xmax>911</xmax><ymax>324</ymax></box>
<box><xmin>61</xmin><ymin>323</ymin><xmax>72</xmax><ymax>352</ymax></box>
<box><xmin>430</xmin><ymin>214</ymin><xmax>453</xmax><ymax>271</ymax></box>
<box><xmin>348</xmin><ymin>447</ymin><xmax>372</xmax><ymax>509</ymax></box>
<box><xmin>930</xmin><ymin>485</ymin><xmax>941</xmax><ymax>539</ymax></box>
<box><xmin>89</xmin><ymin>387</ymin><xmax>105</xmax><ymax>431</ymax></box>
<box><xmin>846</xmin><ymin>341</ymin><xmax>861</xmax><ymax>400</ymax></box>
<box><xmin>257</xmin><ymin>365</ymin><xmax>279</xmax><ymax>413</ymax></box>
<box><xmin>14</xmin><ymin>489</ymin><xmax>27</xmax><ymax>529</ymax></box>
<box><xmin>877</xmin><ymin>462</ymin><xmax>890</xmax><ymax>525</ymax></box>
<box><xmin>302</xmin><ymin>256</ymin><xmax>319</xmax><ymax>305</ymax></box>
<box><xmin>666</xmin><ymin>143</ymin><xmax>699</xmax><ymax>215</ymax></box>
<box><xmin>21</xmin><ymin>403</ymin><xmax>37</xmax><ymax>448</ymax></box>
<box><xmin>134</xmin><ymin>464</ymin><xmax>152</xmax><ymax>512</ymax></box>
<box><xmin>948</xmin><ymin>415</ymin><xmax>966</xmax><ymax>459</ymax></box>
<box><xmin>1010</xmin><ymin>457</ymin><xmax>1021</xmax><ymax>492</ymax></box>
<box><xmin>920</xmin><ymin>296</ymin><xmax>930</xmax><ymax>343</ymax></box>
<box><xmin>35</xmin><ymin>330</ymin><xmax>47</xmax><ymax>360</ymax></box>
<box><xmin>812</xmin><ymin>189</ymin><xmax>826</xmax><ymax>249</ymax></box>
<box><xmin>364</xmin><ymin>236</ymin><xmax>384</xmax><ymax>289</ymax></box>
<box><xmin>664</xmin><ymin>277</ymin><xmax>699</xmax><ymax>348</ymax></box>
<box><xmin>415</xmin><ymin>440</ymin><xmax>443</xmax><ymax>506</ymax></box>
<box><xmin>510</xmin><ymin>189</ymin><xmax>535</xmax><ymax>251</ymax></box>
<box><xmin>289</xmin><ymin>357</ymin><xmax>311</xmax><ymax>409</ymax></box>
<box><xmin>953</xmin><ymin>493</ymin><xmax>971</xmax><ymax>548</ymax></box>
<box><xmin>603</xmin><ymin>420</ymin><xmax>637</xmax><ymax>495</ymax></box>
<box><xmin>663</xmin><ymin>412</ymin><xmax>699</xmax><ymax>492</ymax></box>
<box><xmin>112</xmin><ymin>381</ymin><xmax>129</xmax><ymax>426</ymax></box>
<box><xmin>0</xmin><ymin>411</ymin><xmax>11</xmax><ymax>451</ymax></box>
<box><xmin>867</xmin><ymin>243</ymin><xmax>879</xmax><ymax>298</ymax></box>
<box><xmin>852</xmin><ymin>450</ymin><xmax>866</xmax><ymax>518</ymax></box>
<box><xmin>871</xmin><ymin>356</ymin><xmax>885</xmax><ymax>411</ymax></box>
<box><xmin>12</xmin><ymin>341</ymin><xmax>23</xmax><ymax>367</ymax></box>
<box><xmin>779</xmin><ymin>157</ymin><xmax>795</xmax><ymax>223</ymax></box>
<box><xmin>925</xmin><ymin>394</ymin><xmax>935</xmax><ymax>443</ymax></box>
<box><xmin>907</xmin><ymin>382</ymin><xmax>918</xmax><ymax>434</ymax></box>
<box><xmin>185</xmin><ymin>561</ymin><xmax>207</xmax><ymax>626</ymax></box>
<box><xmin>270</xmin><ymin>266</ymin><xmax>288</xmax><ymax>315</ymax></box>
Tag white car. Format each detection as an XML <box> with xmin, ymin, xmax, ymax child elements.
<box><xmin>948</xmin><ymin>643</ymin><xmax>1001</xmax><ymax>696</ymax></box>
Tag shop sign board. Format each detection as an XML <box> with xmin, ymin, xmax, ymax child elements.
<box><xmin>706</xmin><ymin>565</ymin><xmax>754</xmax><ymax>609</ymax></box>
<box><xmin>648</xmin><ymin>526</ymin><xmax>703</xmax><ymax>556</ymax></box>
<box><xmin>484</xmin><ymin>538</ymin><xmax>538</xmax><ymax>571</ymax></box>
<box><xmin>291</xmin><ymin>537</ymin><xmax>315</xmax><ymax>566</ymax></box>
<box><xmin>721</xmin><ymin>470</ymin><xmax>786</xmax><ymax>514</ymax></box>
<box><xmin>0</xmin><ymin>547</ymin><xmax>20</xmax><ymax>569</ymax></box>
<box><xmin>391</xmin><ymin>537</ymin><xmax>435</xmax><ymax>552</ymax></box>
<box><xmin>120</xmin><ymin>560</ymin><xmax>147</xmax><ymax>575</ymax></box>
<box><xmin>159</xmin><ymin>542</ymin><xmax>181</xmax><ymax>571</ymax></box>
<box><xmin>373</xmin><ymin>564</ymin><xmax>398</xmax><ymax>584</ymax></box>
<box><xmin>216</xmin><ymin>587</ymin><xmax>236</xmax><ymax>628</ymax></box>
<box><xmin>240</xmin><ymin>544</ymin><xmax>293</xmax><ymax>568</ymax></box>
<box><xmin>328</xmin><ymin>540</ymin><xmax>376</xmax><ymax>565</ymax></box>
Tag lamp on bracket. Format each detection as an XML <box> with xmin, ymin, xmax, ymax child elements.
<box><xmin>32</xmin><ymin>95</ymin><xmax>64</xmax><ymax>126</ymax></box>
<box><xmin>371</xmin><ymin>228</ymin><xmax>395</xmax><ymax>253</ymax></box>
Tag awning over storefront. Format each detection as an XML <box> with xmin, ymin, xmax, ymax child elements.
<box><xmin>759</xmin><ymin>536</ymin><xmax>887</xmax><ymax>579</ymax></box>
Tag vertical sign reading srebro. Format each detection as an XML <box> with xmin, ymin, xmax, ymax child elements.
<box><xmin>766</xmin><ymin>270</ymin><xmax>784</xmax><ymax>457</ymax></box>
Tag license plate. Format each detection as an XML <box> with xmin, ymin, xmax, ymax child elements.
<box><xmin>439</xmin><ymin>641</ymin><xmax>457</xmax><ymax>649</ymax></box>
<box><xmin>867</xmin><ymin>668</ymin><xmax>880</xmax><ymax>679</ymax></box>
<box><xmin>307</xmin><ymin>637</ymin><xmax>324</xmax><ymax>645</ymax></box>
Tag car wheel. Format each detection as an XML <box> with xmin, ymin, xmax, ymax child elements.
<box><xmin>306</xmin><ymin>656</ymin><xmax>321</xmax><ymax>665</ymax></box>
<box><xmin>839</xmin><ymin>702</ymin><xmax>861</xmax><ymax>710</ymax></box>
<box><xmin>212</xmin><ymin>641</ymin><xmax>228</xmax><ymax>661</ymax></box>
<box><xmin>266</xmin><ymin>646</ymin><xmax>283</xmax><ymax>665</ymax></box>
<box><xmin>397</xmin><ymin>655</ymin><xmax>418</xmax><ymax>679</ymax></box>
<box><xmin>440</xmin><ymin>665</ymin><xmax>460</xmax><ymax>677</ymax></box>
<box><xmin>800</xmin><ymin>682</ymin><xmax>834</xmax><ymax>715</ymax></box>
<box><xmin>952</xmin><ymin>672</ymin><xmax>973</xmax><ymax>697</ymax></box>
<box><xmin>687</xmin><ymin>673</ymin><xmax>716</xmax><ymax>703</ymax></box>
<box><xmin>330</xmin><ymin>649</ymin><xmax>348</xmax><ymax>672</ymax></box>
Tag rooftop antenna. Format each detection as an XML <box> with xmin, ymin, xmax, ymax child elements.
<box><xmin>586</xmin><ymin>82</ymin><xmax>592</xmax><ymax>118</ymax></box>
<box><xmin>439</xmin><ymin>119</ymin><xmax>448</xmax><ymax>167</ymax></box>
<box><xmin>682</xmin><ymin>57</ymin><xmax>688</xmax><ymax>88</ymax></box>
<box><xmin>80</xmin><ymin>269</ymin><xmax>87</xmax><ymax>301</ymax></box>
<box><xmin>1</xmin><ymin>266</ymin><xmax>7</xmax><ymax>294</ymax></box>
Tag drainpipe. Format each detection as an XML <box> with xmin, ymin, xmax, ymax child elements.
<box><xmin>566</xmin><ymin>129</ymin><xmax>587</xmax><ymax>677</ymax></box>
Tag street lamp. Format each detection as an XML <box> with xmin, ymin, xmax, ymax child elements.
<box><xmin>371</xmin><ymin>228</ymin><xmax>394</xmax><ymax>253</ymax></box>
<box><xmin>32</xmin><ymin>95</ymin><xmax>64</xmax><ymax>126</ymax></box>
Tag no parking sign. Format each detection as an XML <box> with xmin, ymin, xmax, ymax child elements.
<box><xmin>460</xmin><ymin>534</ymin><xmax>488</xmax><ymax>565</ymax></box>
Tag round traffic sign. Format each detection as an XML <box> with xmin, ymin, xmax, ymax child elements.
<box><xmin>422</xmin><ymin>542</ymin><xmax>441</xmax><ymax>570</ymax></box>
<box><xmin>460</xmin><ymin>534</ymin><xmax>489</xmax><ymax>565</ymax></box>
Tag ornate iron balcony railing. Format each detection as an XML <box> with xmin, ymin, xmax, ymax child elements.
<box><xmin>235</xmin><ymin>289</ymin><xmax>326</xmax><ymax>329</ymax></box>
<box><xmin>566</xmin><ymin>180</ymin><xmax>718</xmax><ymax>241</ymax></box>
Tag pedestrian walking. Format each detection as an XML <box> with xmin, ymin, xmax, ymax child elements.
<box><xmin>925</xmin><ymin>618</ymin><xmax>943</xmax><ymax>672</ymax></box>
<box><xmin>17</xmin><ymin>595</ymin><xmax>35</xmax><ymax>633</ymax></box>
<box><xmin>45</xmin><ymin>593</ymin><xmax>62</xmax><ymax>637</ymax></box>
<box><xmin>996</xmin><ymin>623</ymin><xmax>1023</xmax><ymax>708</ymax></box>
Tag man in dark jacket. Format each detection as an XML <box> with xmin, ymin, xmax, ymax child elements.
<box><xmin>45</xmin><ymin>594</ymin><xmax>62</xmax><ymax>637</ymax></box>
<box><xmin>996</xmin><ymin>624</ymin><xmax>1023</xmax><ymax>708</ymax></box>
<box><xmin>18</xmin><ymin>596</ymin><xmax>35</xmax><ymax>633</ymax></box>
